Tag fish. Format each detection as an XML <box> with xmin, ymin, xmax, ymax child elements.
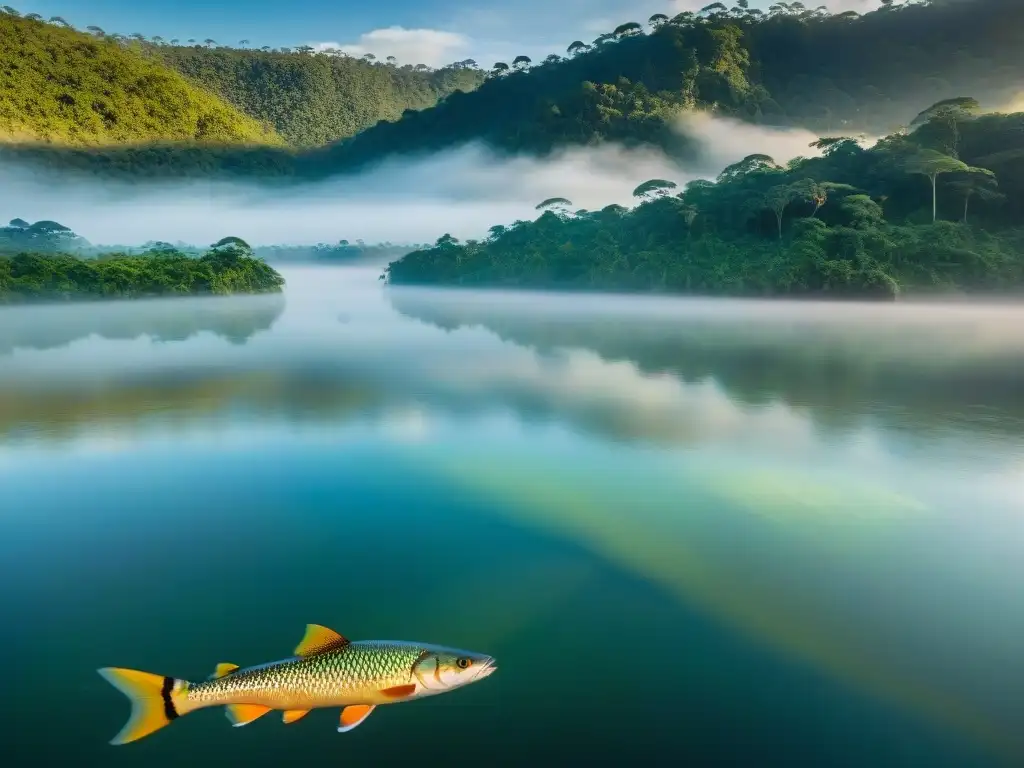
<box><xmin>97</xmin><ymin>623</ymin><xmax>497</xmax><ymax>745</ymax></box>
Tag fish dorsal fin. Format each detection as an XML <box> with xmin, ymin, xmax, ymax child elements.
<box><xmin>210</xmin><ymin>662</ymin><xmax>240</xmax><ymax>680</ymax></box>
<box><xmin>225</xmin><ymin>703</ymin><xmax>272</xmax><ymax>727</ymax></box>
<box><xmin>337</xmin><ymin>704</ymin><xmax>376</xmax><ymax>733</ymax></box>
<box><xmin>294</xmin><ymin>624</ymin><xmax>350</xmax><ymax>657</ymax></box>
<box><xmin>283</xmin><ymin>709</ymin><xmax>311</xmax><ymax>724</ymax></box>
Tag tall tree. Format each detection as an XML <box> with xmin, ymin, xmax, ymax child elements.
<box><xmin>946</xmin><ymin>172</ymin><xmax>1003</xmax><ymax>223</ymax></box>
<box><xmin>761</xmin><ymin>184</ymin><xmax>799</xmax><ymax>239</ymax></box>
<box><xmin>903</xmin><ymin>150</ymin><xmax>991</xmax><ymax>222</ymax></box>
<box><xmin>910</xmin><ymin>97</ymin><xmax>981</xmax><ymax>158</ymax></box>
<box><xmin>613</xmin><ymin>22</ymin><xmax>643</xmax><ymax>38</ymax></box>
<box><xmin>536</xmin><ymin>197</ymin><xmax>574</xmax><ymax>212</ymax></box>
<box><xmin>633</xmin><ymin>179</ymin><xmax>678</xmax><ymax>200</ymax></box>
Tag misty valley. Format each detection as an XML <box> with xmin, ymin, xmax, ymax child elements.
<box><xmin>2</xmin><ymin>2</ymin><xmax>1024</xmax><ymax>767</ymax></box>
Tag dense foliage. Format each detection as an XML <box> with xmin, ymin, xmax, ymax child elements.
<box><xmin>0</xmin><ymin>237</ymin><xmax>285</xmax><ymax>302</ymax></box>
<box><xmin>0</xmin><ymin>217</ymin><xmax>91</xmax><ymax>253</ymax></box>
<box><xmin>0</xmin><ymin>11</ymin><xmax>280</xmax><ymax>145</ymax></box>
<box><xmin>158</xmin><ymin>47</ymin><xmax>484</xmax><ymax>147</ymax></box>
<box><xmin>2</xmin><ymin>0</ymin><xmax>1021</xmax><ymax>179</ymax></box>
<box><xmin>0</xmin><ymin>218</ymin><xmax>416</xmax><ymax>264</ymax></box>
<box><xmin>385</xmin><ymin>105</ymin><xmax>1024</xmax><ymax>299</ymax></box>
<box><xmin>0</xmin><ymin>5</ymin><xmax>482</xmax><ymax>151</ymax></box>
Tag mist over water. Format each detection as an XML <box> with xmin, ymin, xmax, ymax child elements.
<box><xmin>0</xmin><ymin>114</ymin><xmax>827</xmax><ymax>247</ymax></box>
<box><xmin>1</xmin><ymin>267</ymin><xmax>1022</xmax><ymax>765</ymax></box>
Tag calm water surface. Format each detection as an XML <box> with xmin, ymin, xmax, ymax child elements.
<box><xmin>1</xmin><ymin>267</ymin><xmax>1023</xmax><ymax>767</ymax></box>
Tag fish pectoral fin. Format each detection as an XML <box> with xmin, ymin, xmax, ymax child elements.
<box><xmin>225</xmin><ymin>703</ymin><xmax>273</xmax><ymax>727</ymax></box>
<box><xmin>209</xmin><ymin>662</ymin><xmax>240</xmax><ymax>680</ymax></box>
<box><xmin>294</xmin><ymin>624</ymin><xmax>350</xmax><ymax>657</ymax></box>
<box><xmin>283</xmin><ymin>709</ymin><xmax>311</xmax><ymax>724</ymax></box>
<box><xmin>379</xmin><ymin>684</ymin><xmax>417</xmax><ymax>700</ymax></box>
<box><xmin>337</xmin><ymin>704</ymin><xmax>375</xmax><ymax>733</ymax></box>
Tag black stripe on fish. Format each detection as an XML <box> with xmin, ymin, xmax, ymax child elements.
<box><xmin>161</xmin><ymin>676</ymin><xmax>179</xmax><ymax>721</ymax></box>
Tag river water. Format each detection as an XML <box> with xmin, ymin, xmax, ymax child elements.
<box><xmin>1</xmin><ymin>266</ymin><xmax>1022</xmax><ymax>766</ymax></box>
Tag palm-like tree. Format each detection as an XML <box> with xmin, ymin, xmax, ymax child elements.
<box><xmin>536</xmin><ymin>197</ymin><xmax>573</xmax><ymax>212</ymax></box>
<box><xmin>613</xmin><ymin>22</ymin><xmax>643</xmax><ymax>38</ymax></box>
<box><xmin>633</xmin><ymin>179</ymin><xmax>678</xmax><ymax>200</ymax></box>
<box><xmin>567</xmin><ymin>40</ymin><xmax>588</xmax><ymax>56</ymax></box>
<box><xmin>946</xmin><ymin>172</ymin><xmax>1004</xmax><ymax>223</ymax></box>
<box><xmin>904</xmin><ymin>150</ymin><xmax>992</xmax><ymax>222</ymax></box>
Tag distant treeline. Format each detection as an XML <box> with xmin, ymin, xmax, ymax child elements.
<box><xmin>0</xmin><ymin>237</ymin><xmax>284</xmax><ymax>303</ymax></box>
<box><xmin>385</xmin><ymin>102</ymin><xmax>1024</xmax><ymax>300</ymax></box>
<box><xmin>157</xmin><ymin>47</ymin><xmax>485</xmax><ymax>147</ymax></box>
<box><xmin>0</xmin><ymin>6</ymin><xmax>483</xmax><ymax>148</ymax></box>
<box><xmin>253</xmin><ymin>241</ymin><xmax>423</xmax><ymax>263</ymax></box>
<box><xmin>0</xmin><ymin>220</ymin><xmax>417</xmax><ymax>264</ymax></box>
<box><xmin>2</xmin><ymin>0</ymin><xmax>1023</xmax><ymax>180</ymax></box>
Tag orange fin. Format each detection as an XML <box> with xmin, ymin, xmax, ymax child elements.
<box><xmin>283</xmin><ymin>709</ymin><xmax>311</xmax><ymax>724</ymax></box>
<box><xmin>225</xmin><ymin>703</ymin><xmax>273</xmax><ymax>727</ymax></box>
<box><xmin>338</xmin><ymin>704</ymin><xmax>375</xmax><ymax>733</ymax></box>
<box><xmin>210</xmin><ymin>663</ymin><xmax>240</xmax><ymax>680</ymax></box>
<box><xmin>294</xmin><ymin>624</ymin><xmax>350</xmax><ymax>657</ymax></box>
<box><xmin>379</xmin><ymin>684</ymin><xmax>417</xmax><ymax>699</ymax></box>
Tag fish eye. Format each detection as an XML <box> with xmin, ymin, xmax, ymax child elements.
<box><xmin>456</xmin><ymin>657</ymin><xmax>472</xmax><ymax>669</ymax></box>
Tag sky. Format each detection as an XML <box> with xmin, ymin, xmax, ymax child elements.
<box><xmin>15</xmin><ymin>0</ymin><xmax>877</xmax><ymax>68</ymax></box>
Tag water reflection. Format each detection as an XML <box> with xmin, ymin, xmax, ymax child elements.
<box><xmin>1</xmin><ymin>268</ymin><xmax>1023</xmax><ymax>764</ymax></box>
<box><xmin>0</xmin><ymin>292</ymin><xmax>285</xmax><ymax>355</ymax></box>
<box><xmin>390</xmin><ymin>287</ymin><xmax>1024</xmax><ymax>439</ymax></box>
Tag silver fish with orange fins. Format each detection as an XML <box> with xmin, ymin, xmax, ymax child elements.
<box><xmin>97</xmin><ymin>623</ymin><xmax>497</xmax><ymax>745</ymax></box>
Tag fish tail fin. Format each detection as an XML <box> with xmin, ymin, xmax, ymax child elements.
<box><xmin>97</xmin><ymin>667</ymin><xmax>191</xmax><ymax>745</ymax></box>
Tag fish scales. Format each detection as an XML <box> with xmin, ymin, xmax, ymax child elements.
<box><xmin>97</xmin><ymin>623</ymin><xmax>496</xmax><ymax>745</ymax></box>
<box><xmin>187</xmin><ymin>642</ymin><xmax>426</xmax><ymax>710</ymax></box>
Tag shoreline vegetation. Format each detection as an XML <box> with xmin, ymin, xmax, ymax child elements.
<box><xmin>384</xmin><ymin>103</ymin><xmax>1024</xmax><ymax>300</ymax></box>
<box><xmin>0</xmin><ymin>236</ymin><xmax>285</xmax><ymax>304</ymax></box>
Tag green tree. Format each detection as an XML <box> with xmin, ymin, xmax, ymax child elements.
<box><xmin>903</xmin><ymin>150</ymin><xmax>991</xmax><ymax>222</ymax></box>
<box><xmin>761</xmin><ymin>184</ymin><xmax>799</xmax><ymax>239</ymax></box>
<box><xmin>536</xmin><ymin>197</ymin><xmax>574</xmax><ymax>212</ymax></box>
<box><xmin>946</xmin><ymin>172</ymin><xmax>1004</xmax><ymax>223</ymax></box>
<box><xmin>632</xmin><ymin>179</ymin><xmax>678</xmax><ymax>200</ymax></box>
<box><xmin>910</xmin><ymin>97</ymin><xmax>981</xmax><ymax>158</ymax></box>
<box><xmin>613</xmin><ymin>22</ymin><xmax>643</xmax><ymax>38</ymax></box>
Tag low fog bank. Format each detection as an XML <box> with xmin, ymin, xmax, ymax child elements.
<box><xmin>0</xmin><ymin>113</ymin><xmax>830</xmax><ymax>249</ymax></box>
